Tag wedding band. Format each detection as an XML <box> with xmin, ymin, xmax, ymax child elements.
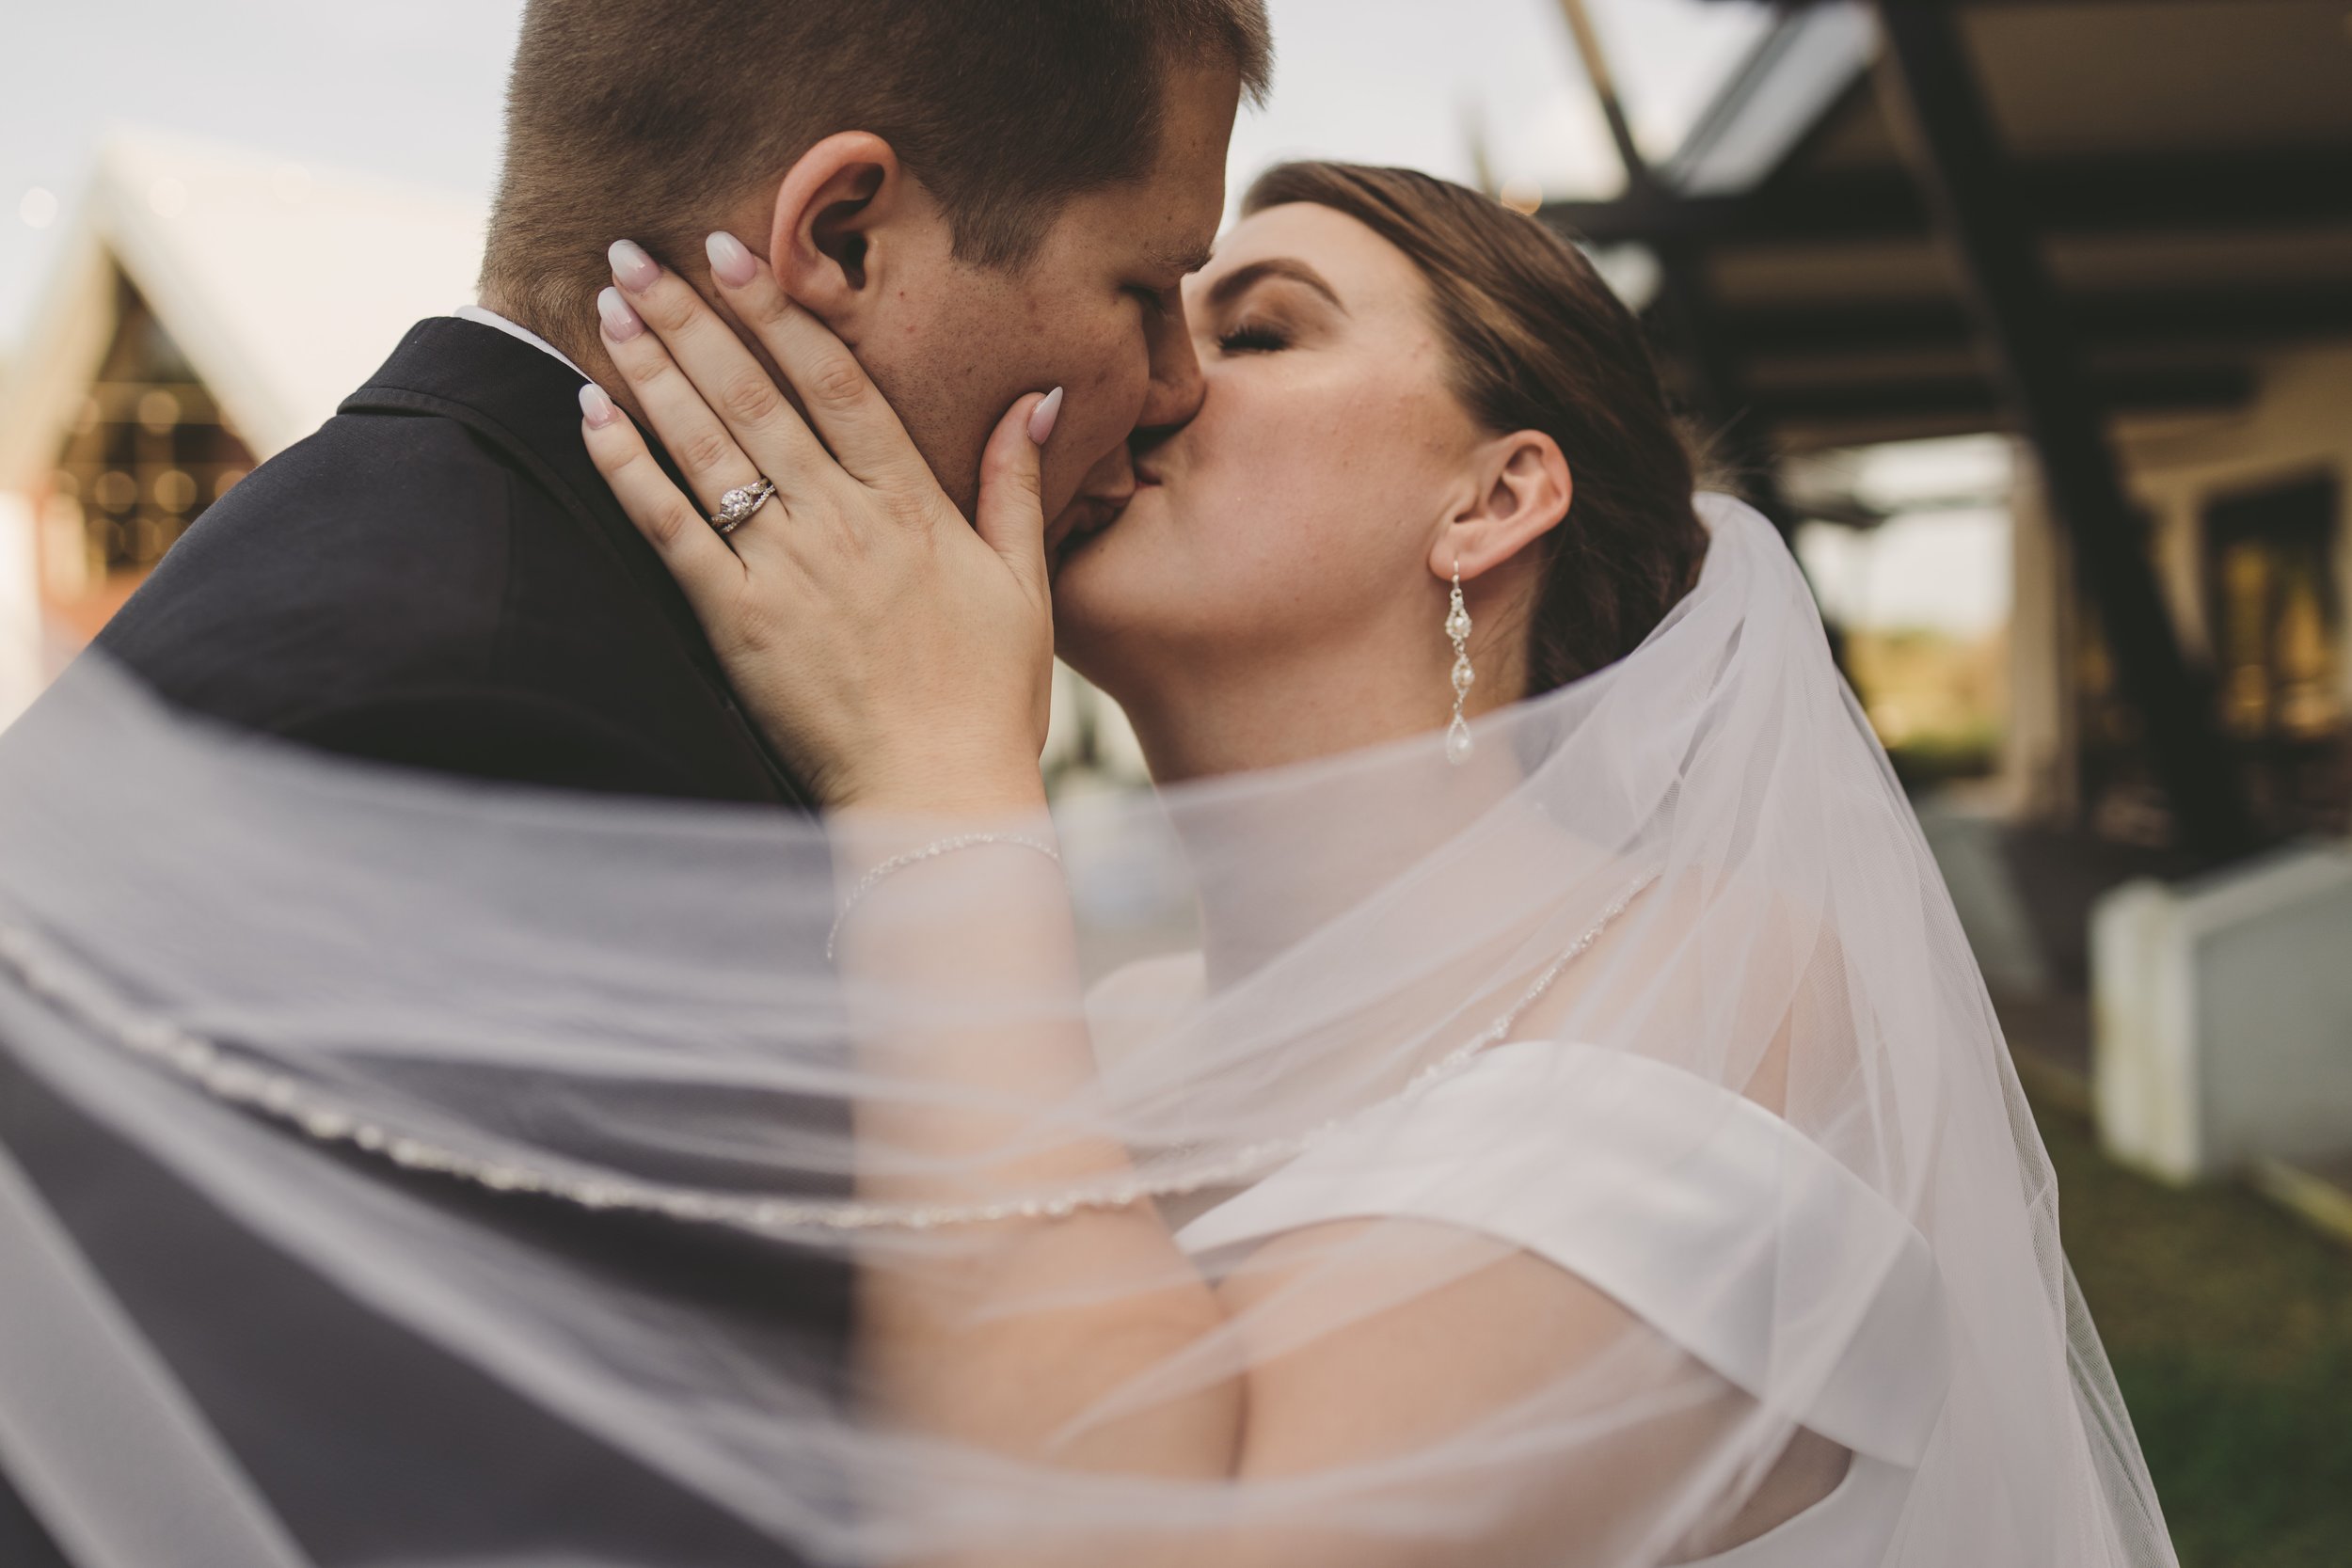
<box><xmin>708</xmin><ymin>477</ymin><xmax>777</xmax><ymax>537</ymax></box>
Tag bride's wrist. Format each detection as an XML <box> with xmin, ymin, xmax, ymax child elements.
<box><xmin>825</xmin><ymin>752</ymin><xmax>1048</xmax><ymax>817</ymax></box>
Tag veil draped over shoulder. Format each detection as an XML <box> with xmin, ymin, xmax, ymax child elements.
<box><xmin>0</xmin><ymin>496</ymin><xmax>2175</xmax><ymax>1566</ymax></box>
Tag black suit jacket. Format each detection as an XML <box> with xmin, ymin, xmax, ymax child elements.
<box><xmin>0</xmin><ymin>320</ymin><xmax>843</xmax><ymax>1566</ymax></box>
<box><xmin>98</xmin><ymin>315</ymin><xmax>810</xmax><ymax>805</ymax></box>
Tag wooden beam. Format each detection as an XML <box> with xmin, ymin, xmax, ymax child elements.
<box><xmin>1720</xmin><ymin>285</ymin><xmax>2352</xmax><ymax>358</ymax></box>
<box><xmin>1551</xmin><ymin>0</ymin><xmax>1803</xmax><ymax>540</ymax></box>
<box><xmin>1539</xmin><ymin>150</ymin><xmax>2352</xmax><ymax>247</ymax></box>
<box><xmin>1753</xmin><ymin>365</ymin><xmax>2255</xmax><ymax>426</ymax></box>
<box><xmin>1873</xmin><ymin>0</ymin><xmax>2256</xmax><ymax>857</ymax></box>
<box><xmin>1694</xmin><ymin>0</ymin><xmax>2288</xmax><ymax>8</ymax></box>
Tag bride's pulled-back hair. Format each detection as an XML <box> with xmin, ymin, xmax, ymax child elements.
<box><xmin>1243</xmin><ymin>162</ymin><xmax>1708</xmax><ymax>696</ymax></box>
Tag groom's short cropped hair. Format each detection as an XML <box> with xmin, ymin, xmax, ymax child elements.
<box><xmin>481</xmin><ymin>0</ymin><xmax>1271</xmax><ymax>333</ymax></box>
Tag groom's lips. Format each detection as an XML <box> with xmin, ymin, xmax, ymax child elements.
<box><xmin>1047</xmin><ymin>484</ymin><xmax>1136</xmax><ymax>562</ymax></box>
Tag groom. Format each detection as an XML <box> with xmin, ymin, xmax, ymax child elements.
<box><xmin>93</xmin><ymin>1</ymin><xmax>1257</xmax><ymax>802</ymax></box>
<box><xmin>0</xmin><ymin>3</ymin><xmax>1265</xmax><ymax>1564</ymax></box>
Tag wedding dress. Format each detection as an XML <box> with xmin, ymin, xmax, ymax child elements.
<box><xmin>0</xmin><ymin>496</ymin><xmax>2177</xmax><ymax>1566</ymax></box>
<box><xmin>1174</xmin><ymin>1032</ymin><xmax>1941</xmax><ymax>1566</ymax></box>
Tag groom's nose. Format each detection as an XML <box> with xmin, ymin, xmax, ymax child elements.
<box><xmin>1134</xmin><ymin>291</ymin><xmax>1207</xmax><ymax>435</ymax></box>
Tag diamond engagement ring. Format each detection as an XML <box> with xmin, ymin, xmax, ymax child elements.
<box><xmin>708</xmin><ymin>477</ymin><xmax>777</xmax><ymax>537</ymax></box>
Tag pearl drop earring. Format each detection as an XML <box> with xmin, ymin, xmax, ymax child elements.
<box><xmin>1445</xmin><ymin>562</ymin><xmax>1474</xmax><ymax>765</ymax></box>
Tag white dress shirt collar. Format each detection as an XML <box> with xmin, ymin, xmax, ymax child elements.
<box><xmin>452</xmin><ymin>304</ymin><xmax>593</xmax><ymax>383</ymax></box>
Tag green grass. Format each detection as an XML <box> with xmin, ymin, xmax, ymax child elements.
<box><xmin>2035</xmin><ymin>1096</ymin><xmax>2352</xmax><ymax>1567</ymax></box>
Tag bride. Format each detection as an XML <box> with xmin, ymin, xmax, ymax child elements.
<box><xmin>0</xmin><ymin>164</ymin><xmax>2176</xmax><ymax>1567</ymax></box>
<box><xmin>566</xmin><ymin>160</ymin><xmax>2176</xmax><ymax>1565</ymax></box>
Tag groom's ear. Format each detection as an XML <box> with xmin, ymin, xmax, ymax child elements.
<box><xmin>766</xmin><ymin>132</ymin><xmax>913</xmax><ymax>328</ymax></box>
<box><xmin>1433</xmin><ymin>432</ymin><xmax>1574</xmax><ymax>584</ymax></box>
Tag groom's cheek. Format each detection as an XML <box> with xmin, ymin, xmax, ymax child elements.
<box><xmin>1041</xmin><ymin>341</ymin><xmax>1152</xmax><ymax>488</ymax></box>
<box><xmin>1046</xmin><ymin>397</ymin><xmax>1128</xmax><ymax>515</ymax></box>
<box><xmin>955</xmin><ymin>345</ymin><xmax>1141</xmax><ymax>522</ymax></box>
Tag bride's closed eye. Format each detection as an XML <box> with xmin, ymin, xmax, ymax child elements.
<box><xmin>1216</xmin><ymin>320</ymin><xmax>1290</xmax><ymax>354</ymax></box>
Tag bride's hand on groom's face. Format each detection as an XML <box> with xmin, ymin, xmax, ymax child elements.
<box><xmin>580</xmin><ymin>234</ymin><xmax>1060</xmax><ymax>816</ymax></box>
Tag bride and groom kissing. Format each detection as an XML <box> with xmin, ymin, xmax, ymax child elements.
<box><xmin>0</xmin><ymin>3</ymin><xmax>2182</xmax><ymax>1566</ymax></box>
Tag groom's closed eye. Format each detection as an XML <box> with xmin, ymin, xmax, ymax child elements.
<box><xmin>1129</xmin><ymin>241</ymin><xmax>1214</xmax><ymax>309</ymax></box>
<box><xmin>1128</xmin><ymin>284</ymin><xmax>1182</xmax><ymax>318</ymax></box>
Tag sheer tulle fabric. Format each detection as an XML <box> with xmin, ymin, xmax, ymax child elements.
<box><xmin>0</xmin><ymin>497</ymin><xmax>2175</xmax><ymax>1565</ymax></box>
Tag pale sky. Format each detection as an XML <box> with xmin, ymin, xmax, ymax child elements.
<box><xmin>1799</xmin><ymin>512</ymin><xmax>2014</xmax><ymax>638</ymax></box>
<box><xmin>0</xmin><ymin>1</ymin><xmax>2008</xmax><ymax>635</ymax></box>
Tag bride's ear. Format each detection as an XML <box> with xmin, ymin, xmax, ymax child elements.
<box><xmin>1431</xmin><ymin>432</ymin><xmax>1572</xmax><ymax>584</ymax></box>
<box><xmin>765</xmin><ymin>132</ymin><xmax>910</xmax><ymax>328</ymax></box>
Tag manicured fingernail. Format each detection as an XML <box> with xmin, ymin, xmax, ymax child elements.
<box><xmin>705</xmin><ymin>231</ymin><xmax>757</xmax><ymax>288</ymax></box>
<box><xmin>1027</xmin><ymin>386</ymin><xmax>1064</xmax><ymax>446</ymax></box>
<box><xmin>579</xmin><ymin>383</ymin><xmax>619</xmax><ymax>428</ymax></box>
<box><xmin>608</xmin><ymin>239</ymin><xmax>660</xmax><ymax>292</ymax></box>
<box><xmin>597</xmin><ymin>286</ymin><xmax>643</xmax><ymax>341</ymax></box>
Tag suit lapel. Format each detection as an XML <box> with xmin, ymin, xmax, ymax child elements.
<box><xmin>341</xmin><ymin>318</ymin><xmax>812</xmax><ymax>809</ymax></box>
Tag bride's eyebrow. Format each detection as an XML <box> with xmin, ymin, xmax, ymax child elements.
<box><xmin>1205</xmin><ymin>259</ymin><xmax>1345</xmax><ymax>314</ymax></box>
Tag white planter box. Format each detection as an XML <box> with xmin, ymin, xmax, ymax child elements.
<box><xmin>2091</xmin><ymin>845</ymin><xmax>2352</xmax><ymax>1183</ymax></box>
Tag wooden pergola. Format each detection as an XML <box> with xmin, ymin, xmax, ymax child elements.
<box><xmin>1543</xmin><ymin>0</ymin><xmax>2352</xmax><ymax>858</ymax></box>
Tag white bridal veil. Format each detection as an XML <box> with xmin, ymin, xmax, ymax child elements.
<box><xmin>0</xmin><ymin>497</ymin><xmax>2174</xmax><ymax>1566</ymax></box>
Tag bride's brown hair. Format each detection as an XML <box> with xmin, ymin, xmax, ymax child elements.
<box><xmin>1243</xmin><ymin>163</ymin><xmax>1707</xmax><ymax>696</ymax></box>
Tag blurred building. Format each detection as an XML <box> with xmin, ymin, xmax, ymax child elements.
<box><xmin>1549</xmin><ymin>0</ymin><xmax>2352</xmax><ymax>852</ymax></box>
<box><xmin>0</xmin><ymin>129</ymin><xmax>485</xmax><ymax>720</ymax></box>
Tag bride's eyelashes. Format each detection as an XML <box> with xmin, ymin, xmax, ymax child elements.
<box><xmin>1216</xmin><ymin>320</ymin><xmax>1289</xmax><ymax>354</ymax></box>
